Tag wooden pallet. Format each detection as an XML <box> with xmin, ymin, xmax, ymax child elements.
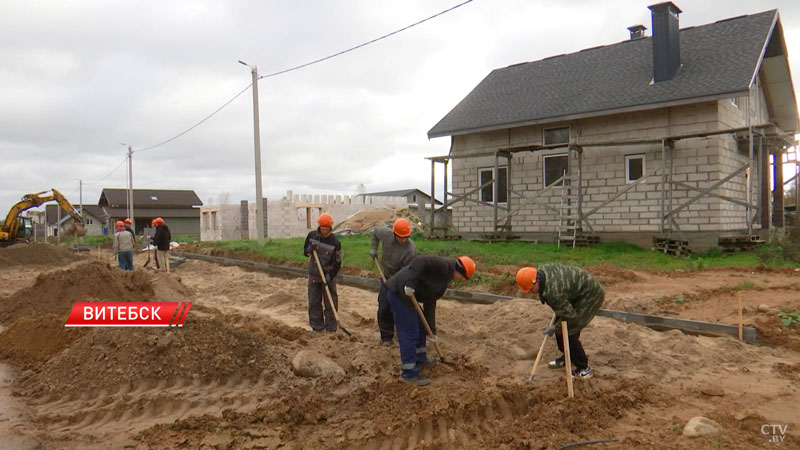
<box><xmin>560</xmin><ymin>234</ymin><xmax>600</xmax><ymax>247</ymax></box>
<box><xmin>652</xmin><ymin>236</ymin><xmax>693</xmax><ymax>257</ymax></box>
<box><xmin>479</xmin><ymin>232</ymin><xmax>521</xmax><ymax>243</ymax></box>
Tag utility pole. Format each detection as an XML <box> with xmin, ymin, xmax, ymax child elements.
<box><xmin>239</xmin><ymin>60</ymin><xmax>265</xmax><ymax>245</ymax></box>
<box><xmin>121</xmin><ymin>143</ymin><xmax>135</xmax><ymax>230</ymax></box>
<box><xmin>79</xmin><ymin>179</ymin><xmax>83</xmax><ymax>243</ymax></box>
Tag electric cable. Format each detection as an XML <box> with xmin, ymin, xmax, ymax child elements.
<box><xmin>83</xmin><ymin>156</ymin><xmax>129</xmax><ymax>185</ymax></box>
<box><xmin>259</xmin><ymin>0</ymin><xmax>474</xmax><ymax>80</ymax></box>
<box><xmin>135</xmin><ymin>83</ymin><xmax>252</xmax><ymax>153</ymax></box>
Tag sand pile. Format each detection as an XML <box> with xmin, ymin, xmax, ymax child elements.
<box><xmin>0</xmin><ymin>314</ymin><xmax>87</xmax><ymax>370</ymax></box>
<box><xmin>20</xmin><ymin>315</ymin><xmax>298</xmax><ymax>397</ymax></box>
<box><xmin>0</xmin><ymin>260</ymin><xmax>154</xmax><ymax>324</ymax></box>
<box><xmin>0</xmin><ymin>243</ymin><xmax>81</xmax><ymax>268</ymax></box>
<box><xmin>334</xmin><ymin>208</ymin><xmax>423</xmax><ymax>234</ymax></box>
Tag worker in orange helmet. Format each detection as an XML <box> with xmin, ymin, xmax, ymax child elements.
<box><xmin>112</xmin><ymin>220</ymin><xmax>134</xmax><ymax>270</ymax></box>
<box><xmin>303</xmin><ymin>213</ymin><xmax>342</xmax><ymax>332</ymax></box>
<box><xmin>515</xmin><ymin>264</ymin><xmax>604</xmax><ymax>380</ymax></box>
<box><xmin>152</xmin><ymin>217</ymin><xmax>172</xmax><ymax>272</ymax></box>
<box><xmin>370</xmin><ymin>218</ymin><xmax>417</xmax><ymax>346</ymax></box>
<box><xmin>384</xmin><ymin>255</ymin><xmax>475</xmax><ymax>386</ymax></box>
<box><xmin>123</xmin><ymin>218</ymin><xmax>136</xmax><ymax>242</ymax></box>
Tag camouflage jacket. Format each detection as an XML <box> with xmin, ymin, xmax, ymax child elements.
<box><xmin>537</xmin><ymin>264</ymin><xmax>605</xmax><ymax>335</ymax></box>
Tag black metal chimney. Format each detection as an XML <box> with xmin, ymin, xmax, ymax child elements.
<box><xmin>627</xmin><ymin>25</ymin><xmax>647</xmax><ymax>40</ymax></box>
<box><xmin>648</xmin><ymin>2</ymin><xmax>682</xmax><ymax>82</ymax></box>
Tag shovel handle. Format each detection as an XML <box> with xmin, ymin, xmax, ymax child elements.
<box><xmin>409</xmin><ymin>293</ymin><xmax>446</xmax><ymax>361</ymax></box>
<box><xmin>372</xmin><ymin>256</ymin><xmax>387</xmax><ymax>282</ymax></box>
<box><xmin>311</xmin><ymin>249</ymin><xmax>351</xmax><ymax>336</ymax></box>
<box><xmin>528</xmin><ymin>313</ymin><xmax>557</xmax><ymax>381</ymax></box>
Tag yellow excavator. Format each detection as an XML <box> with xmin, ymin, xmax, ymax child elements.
<box><xmin>0</xmin><ymin>189</ymin><xmax>86</xmax><ymax>247</ymax></box>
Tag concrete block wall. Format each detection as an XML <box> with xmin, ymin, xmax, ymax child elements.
<box><xmin>450</xmin><ymin>101</ymin><xmax>755</xmax><ymax>237</ymax></box>
<box><xmin>201</xmin><ymin>191</ymin><xmax>410</xmax><ymax>241</ymax></box>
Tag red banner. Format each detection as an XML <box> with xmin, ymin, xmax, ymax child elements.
<box><xmin>64</xmin><ymin>302</ymin><xmax>192</xmax><ymax>327</ymax></box>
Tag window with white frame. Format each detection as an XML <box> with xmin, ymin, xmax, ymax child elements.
<box><xmin>730</xmin><ymin>97</ymin><xmax>739</xmax><ymax>108</ymax></box>
<box><xmin>543</xmin><ymin>126</ymin><xmax>570</xmax><ymax>146</ymax></box>
<box><xmin>543</xmin><ymin>154</ymin><xmax>568</xmax><ymax>187</ymax></box>
<box><xmin>625</xmin><ymin>154</ymin><xmax>645</xmax><ymax>183</ymax></box>
<box><xmin>478</xmin><ymin>167</ymin><xmax>508</xmax><ymax>203</ymax></box>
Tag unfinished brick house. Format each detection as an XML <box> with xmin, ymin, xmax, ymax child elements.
<box><xmin>427</xmin><ymin>2</ymin><xmax>799</xmax><ymax>251</ymax></box>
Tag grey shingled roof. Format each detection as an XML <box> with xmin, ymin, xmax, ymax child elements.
<box><xmin>429</xmin><ymin>10</ymin><xmax>778</xmax><ymax>138</ymax></box>
<box><xmin>99</xmin><ymin>188</ymin><xmax>203</xmax><ymax>208</ymax></box>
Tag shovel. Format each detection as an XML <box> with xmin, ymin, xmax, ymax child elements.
<box><xmin>527</xmin><ymin>313</ymin><xmax>557</xmax><ymax>382</ymax></box>
<box><xmin>311</xmin><ymin>248</ymin><xmax>352</xmax><ymax>336</ymax></box>
<box><xmin>143</xmin><ymin>247</ymin><xmax>152</xmax><ymax>268</ymax></box>
<box><xmin>409</xmin><ymin>293</ymin><xmax>456</xmax><ymax>367</ymax></box>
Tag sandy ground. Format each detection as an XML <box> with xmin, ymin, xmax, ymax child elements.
<box><xmin>0</xmin><ymin>244</ymin><xmax>798</xmax><ymax>449</ymax></box>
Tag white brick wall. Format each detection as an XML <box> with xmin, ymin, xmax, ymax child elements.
<box><xmin>448</xmin><ymin>100</ymin><xmax>762</xmax><ymax>235</ymax></box>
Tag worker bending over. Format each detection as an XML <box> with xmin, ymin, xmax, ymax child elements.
<box><xmin>303</xmin><ymin>213</ymin><xmax>342</xmax><ymax>332</ymax></box>
<box><xmin>370</xmin><ymin>218</ymin><xmax>416</xmax><ymax>346</ymax></box>
<box><xmin>516</xmin><ymin>263</ymin><xmax>604</xmax><ymax>379</ymax></box>
<box><xmin>385</xmin><ymin>255</ymin><xmax>476</xmax><ymax>386</ymax></box>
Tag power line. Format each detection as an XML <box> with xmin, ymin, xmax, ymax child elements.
<box><xmin>84</xmin><ymin>156</ymin><xmax>128</xmax><ymax>185</ymax></box>
<box><xmin>129</xmin><ymin>0</ymin><xmax>473</xmax><ymax>153</ymax></box>
<box><xmin>135</xmin><ymin>83</ymin><xmax>252</xmax><ymax>153</ymax></box>
<box><xmin>259</xmin><ymin>0</ymin><xmax>474</xmax><ymax>80</ymax></box>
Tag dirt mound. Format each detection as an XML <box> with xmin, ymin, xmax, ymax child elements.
<box><xmin>0</xmin><ymin>261</ymin><xmax>154</xmax><ymax>324</ymax></box>
<box><xmin>754</xmin><ymin>316</ymin><xmax>800</xmax><ymax>352</ymax></box>
<box><xmin>0</xmin><ymin>314</ymin><xmax>87</xmax><ymax>370</ymax></box>
<box><xmin>334</xmin><ymin>208</ymin><xmax>423</xmax><ymax>234</ymax></box>
<box><xmin>0</xmin><ymin>243</ymin><xmax>81</xmax><ymax>268</ymax></box>
<box><xmin>586</xmin><ymin>264</ymin><xmax>641</xmax><ymax>286</ymax></box>
<box><xmin>21</xmin><ymin>315</ymin><xmax>298</xmax><ymax>397</ymax></box>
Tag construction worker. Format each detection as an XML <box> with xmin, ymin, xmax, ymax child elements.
<box><xmin>370</xmin><ymin>218</ymin><xmax>416</xmax><ymax>346</ymax></box>
<box><xmin>123</xmin><ymin>218</ymin><xmax>136</xmax><ymax>242</ymax></box>
<box><xmin>152</xmin><ymin>217</ymin><xmax>172</xmax><ymax>272</ymax></box>
<box><xmin>515</xmin><ymin>264</ymin><xmax>605</xmax><ymax>379</ymax></box>
<box><xmin>385</xmin><ymin>255</ymin><xmax>476</xmax><ymax>386</ymax></box>
<box><xmin>303</xmin><ymin>213</ymin><xmax>342</xmax><ymax>332</ymax></box>
<box><xmin>112</xmin><ymin>220</ymin><xmax>134</xmax><ymax>270</ymax></box>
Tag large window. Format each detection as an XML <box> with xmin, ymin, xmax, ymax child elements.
<box><xmin>625</xmin><ymin>154</ymin><xmax>645</xmax><ymax>183</ymax></box>
<box><xmin>478</xmin><ymin>167</ymin><xmax>508</xmax><ymax>203</ymax></box>
<box><xmin>543</xmin><ymin>154</ymin><xmax>568</xmax><ymax>187</ymax></box>
<box><xmin>543</xmin><ymin>126</ymin><xmax>570</xmax><ymax>146</ymax></box>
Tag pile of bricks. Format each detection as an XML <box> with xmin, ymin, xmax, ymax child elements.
<box><xmin>718</xmin><ymin>235</ymin><xmax>765</xmax><ymax>255</ymax></box>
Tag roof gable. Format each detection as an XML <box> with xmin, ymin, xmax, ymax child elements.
<box><xmin>429</xmin><ymin>10</ymin><xmax>794</xmax><ymax>138</ymax></box>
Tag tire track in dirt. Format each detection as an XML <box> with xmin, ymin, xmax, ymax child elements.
<box><xmin>31</xmin><ymin>375</ymin><xmax>268</xmax><ymax>434</ymax></box>
<box><xmin>358</xmin><ymin>392</ymin><xmax>517</xmax><ymax>450</ymax></box>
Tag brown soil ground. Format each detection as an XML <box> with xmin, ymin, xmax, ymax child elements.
<box><xmin>0</xmin><ymin>244</ymin><xmax>797</xmax><ymax>449</ymax></box>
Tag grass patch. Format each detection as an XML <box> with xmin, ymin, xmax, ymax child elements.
<box><xmin>199</xmin><ymin>233</ymin><xmax>798</xmax><ymax>273</ymax></box>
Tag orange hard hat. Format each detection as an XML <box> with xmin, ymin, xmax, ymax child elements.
<box><xmin>392</xmin><ymin>218</ymin><xmax>412</xmax><ymax>238</ymax></box>
<box><xmin>115</xmin><ymin>220</ymin><xmax>124</xmax><ymax>227</ymax></box>
<box><xmin>457</xmin><ymin>256</ymin><xmax>476</xmax><ymax>280</ymax></box>
<box><xmin>153</xmin><ymin>217</ymin><xmax>164</xmax><ymax>226</ymax></box>
<box><xmin>124</xmin><ymin>218</ymin><xmax>132</xmax><ymax>224</ymax></box>
<box><xmin>516</xmin><ymin>267</ymin><xmax>538</xmax><ymax>293</ymax></box>
<box><xmin>317</xmin><ymin>213</ymin><xmax>334</xmax><ymax>228</ymax></box>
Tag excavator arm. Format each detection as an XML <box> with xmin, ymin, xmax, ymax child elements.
<box><xmin>0</xmin><ymin>189</ymin><xmax>85</xmax><ymax>243</ymax></box>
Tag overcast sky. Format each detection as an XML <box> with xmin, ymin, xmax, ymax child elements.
<box><xmin>1</xmin><ymin>0</ymin><xmax>798</xmax><ymax>215</ymax></box>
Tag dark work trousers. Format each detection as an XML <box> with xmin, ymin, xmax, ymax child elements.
<box><xmin>308</xmin><ymin>279</ymin><xmax>338</xmax><ymax>332</ymax></box>
<box><xmin>387</xmin><ymin>290</ymin><xmax>430</xmax><ymax>379</ymax></box>
<box><xmin>377</xmin><ymin>282</ymin><xmax>395</xmax><ymax>342</ymax></box>
<box><xmin>117</xmin><ymin>250</ymin><xmax>134</xmax><ymax>271</ymax></box>
<box><xmin>555</xmin><ymin>329</ymin><xmax>589</xmax><ymax>370</ymax></box>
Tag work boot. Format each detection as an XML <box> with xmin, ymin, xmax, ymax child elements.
<box><xmin>548</xmin><ymin>356</ymin><xmax>565</xmax><ymax>369</ymax></box>
<box><xmin>400</xmin><ymin>375</ymin><xmax>430</xmax><ymax>386</ymax></box>
<box><xmin>415</xmin><ymin>357</ymin><xmax>438</xmax><ymax>369</ymax></box>
<box><xmin>572</xmin><ymin>367</ymin><xmax>594</xmax><ymax>379</ymax></box>
<box><xmin>380</xmin><ymin>340</ymin><xmax>393</xmax><ymax>347</ymax></box>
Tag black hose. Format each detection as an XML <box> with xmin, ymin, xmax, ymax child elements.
<box><xmin>555</xmin><ymin>439</ymin><xmax>619</xmax><ymax>450</ymax></box>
